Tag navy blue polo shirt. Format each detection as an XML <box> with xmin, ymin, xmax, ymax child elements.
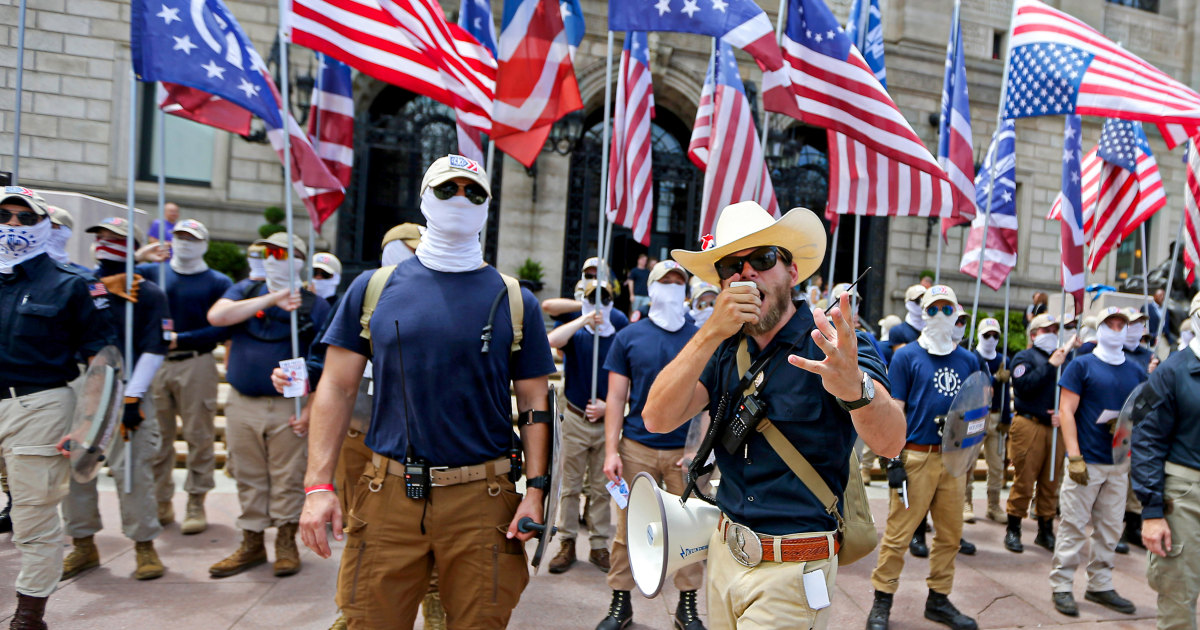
<box><xmin>978</xmin><ymin>352</ymin><xmax>1012</xmax><ymax>423</ymax></box>
<box><xmin>322</xmin><ymin>259</ymin><xmax>556</xmax><ymax>468</ymax></box>
<box><xmin>562</xmin><ymin>318</ymin><xmax>629</xmax><ymax>410</ymax></box>
<box><xmin>158</xmin><ymin>267</ymin><xmax>233</xmax><ymax>354</ymax></box>
<box><xmin>1059</xmin><ymin>354</ymin><xmax>1147</xmax><ymax>465</ymax></box>
<box><xmin>698</xmin><ymin>304</ymin><xmax>889</xmax><ymax>535</ymax></box>
<box><xmin>889</xmin><ymin>344</ymin><xmax>985</xmax><ymax>445</ymax></box>
<box><xmin>223</xmin><ymin>280</ymin><xmax>330</xmax><ymax>398</ymax></box>
<box><xmin>604</xmin><ymin>316</ymin><xmax>696</xmax><ymax>450</ymax></box>
<box><xmin>1126</xmin><ymin>345</ymin><xmax>1153</xmax><ymax>372</ymax></box>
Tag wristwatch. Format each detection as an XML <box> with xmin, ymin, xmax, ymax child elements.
<box><xmin>837</xmin><ymin>372</ymin><xmax>875</xmax><ymax>411</ymax></box>
<box><xmin>526</xmin><ymin>475</ymin><xmax>552</xmax><ymax>490</ymax></box>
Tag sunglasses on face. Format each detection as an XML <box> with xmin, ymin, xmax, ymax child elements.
<box><xmin>0</xmin><ymin>208</ymin><xmax>42</xmax><ymax>226</ymax></box>
<box><xmin>982</xmin><ymin>333</ymin><xmax>1000</xmax><ymax>341</ymax></box>
<box><xmin>587</xmin><ymin>291</ymin><xmax>613</xmax><ymax>306</ymax></box>
<box><xmin>715</xmin><ymin>246</ymin><xmax>785</xmax><ymax>281</ymax></box>
<box><xmin>583</xmin><ymin>272</ymin><xmax>597</xmax><ymax>280</ymax></box>
<box><xmin>925</xmin><ymin>305</ymin><xmax>956</xmax><ymax>317</ymax></box>
<box><xmin>431</xmin><ymin>180</ymin><xmax>489</xmax><ymax>205</ymax></box>
<box><xmin>265</xmin><ymin>245</ymin><xmax>290</xmax><ymax>260</ymax></box>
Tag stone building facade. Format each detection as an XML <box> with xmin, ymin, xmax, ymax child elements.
<box><xmin>1</xmin><ymin>0</ymin><xmax>1198</xmax><ymax>324</ymax></box>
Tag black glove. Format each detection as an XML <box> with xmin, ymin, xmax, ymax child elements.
<box><xmin>886</xmin><ymin>457</ymin><xmax>907</xmax><ymax>489</ymax></box>
<box><xmin>122</xmin><ymin>397</ymin><xmax>144</xmax><ymax>430</ymax></box>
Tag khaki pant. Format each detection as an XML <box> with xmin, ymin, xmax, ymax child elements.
<box><xmin>965</xmin><ymin>412</ymin><xmax>1006</xmax><ymax>502</ymax></box>
<box><xmin>335</xmin><ymin>429</ymin><xmax>373</xmax><ymax>518</ymax></box>
<box><xmin>871</xmin><ymin>449</ymin><xmax>963</xmax><ymax>595</ymax></box>
<box><xmin>64</xmin><ymin>396</ymin><xmax>163</xmax><ymax>543</ymax></box>
<box><xmin>1006</xmin><ymin>415</ymin><xmax>1064</xmax><ymax>520</ymax></box>
<box><xmin>557</xmin><ymin>404</ymin><xmax>612</xmax><ymax>549</ymax></box>
<box><xmin>608</xmin><ymin>437</ymin><xmax>705</xmax><ymax>592</ymax></box>
<box><xmin>0</xmin><ymin>387</ymin><xmax>73</xmax><ymax>596</ymax></box>
<box><xmin>224</xmin><ymin>390</ymin><xmax>307</xmax><ymax>530</ymax></box>
<box><xmin>151</xmin><ymin>352</ymin><xmax>218</xmax><ymax>502</ymax></box>
<box><xmin>1148</xmin><ymin>471</ymin><xmax>1200</xmax><ymax>630</ymax></box>
<box><xmin>1050</xmin><ymin>462</ymin><xmax>1127</xmax><ymax>593</ymax></box>
<box><xmin>707</xmin><ymin>525</ymin><xmax>837</xmax><ymax>630</ymax></box>
<box><xmin>336</xmin><ymin>458</ymin><xmax>528</xmax><ymax>629</ymax></box>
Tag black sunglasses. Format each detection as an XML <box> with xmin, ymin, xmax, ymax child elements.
<box><xmin>715</xmin><ymin>246</ymin><xmax>789</xmax><ymax>281</ymax></box>
<box><xmin>0</xmin><ymin>208</ymin><xmax>42</xmax><ymax>227</ymax></box>
<box><xmin>431</xmin><ymin>180</ymin><xmax>488</xmax><ymax>205</ymax></box>
<box><xmin>982</xmin><ymin>332</ymin><xmax>1000</xmax><ymax>340</ymax></box>
<box><xmin>583</xmin><ymin>272</ymin><xmax>597</xmax><ymax>280</ymax></box>
<box><xmin>587</xmin><ymin>290</ymin><xmax>613</xmax><ymax>306</ymax></box>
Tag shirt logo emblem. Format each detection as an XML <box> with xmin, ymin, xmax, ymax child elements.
<box><xmin>932</xmin><ymin>366</ymin><xmax>962</xmax><ymax>397</ymax></box>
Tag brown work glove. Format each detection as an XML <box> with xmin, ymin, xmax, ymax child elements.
<box><xmin>1067</xmin><ymin>455</ymin><xmax>1089</xmax><ymax>486</ymax></box>
<box><xmin>995</xmin><ymin>368</ymin><xmax>1011</xmax><ymax>383</ymax></box>
<box><xmin>100</xmin><ymin>273</ymin><xmax>142</xmax><ymax>303</ymax></box>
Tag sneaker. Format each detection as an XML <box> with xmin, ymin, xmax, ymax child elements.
<box><xmin>924</xmin><ymin>590</ymin><xmax>977</xmax><ymax>630</ymax></box>
<box><xmin>865</xmin><ymin>591</ymin><xmax>892</xmax><ymax>630</ymax></box>
<box><xmin>133</xmin><ymin>540</ymin><xmax>165</xmax><ymax>580</ymax></box>
<box><xmin>1052</xmin><ymin>592</ymin><xmax>1078</xmax><ymax>616</ymax></box>
<box><xmin>595</xmin><ymin>590</ymin><xmax>633</xmax><ymax>630</ymax></box>
<box><xmin>1085</xmin><ymin>590</ymin><xmax>1136</xmax><ymax>614</ymax></box>
<box><xmin>548</xmin><ymin>539</ymin><xmax>576</xmax><ymax>574</ymax></box>
<box><xmin>589</xmin><ymin>548</ymin><xmax>611</xmax><ymax>572</ymax></box>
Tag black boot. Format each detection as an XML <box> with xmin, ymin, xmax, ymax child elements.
<box><xmin>1085</xmin><ymin>589</ymin><xmax>1136</xmax><ymax>614</ymax></box>
<box><xmin>0</xmin><ymin>491</ymin><xmax>11</xmax><ymax>534</ymax></box>
<box><xmin>1033</xmin><ymin>517</ymin><xmax>1055</xmax><ymax>551</ymax></box>
<box><xmin>673</xmin><ymin>590</ymin><xmax>704</xmax><ymax>630</ymax></box>
<box><xmin>11</xmin><ymin>592</ymin><xmax>48</xmax><ymax>630</ymax></box>
<box><xmin>958</xmin><ymin>538</ymin><xmax>976</xmax><ymax>555</ymax></box>
<box><xmin>924</xmin><ymin>590</ymin><xmax>978</xmax><ymax>630</ymax></box>
<box><xmin>595</xmin><ymin>590</ymin><xmax>632</xmax><ymax>630</ymax></box>
<box><xmin>1114</xmin><ymin>540</ymin><xmax>1130</xmax><ymax>554</ymax></box>
<box><xmin>1004</xmin><ymin>514</ymin><xmax>1023</xmax><ymax>553</ymax></box>
<box><xmin>1122</xmin><ymin>512</ymin><xmax>1144</xmax><ymax>549</ymax></box>
<box><xmin>909</xmin><ymin>520</ymin><xmax>929</xmax><ymax>558</ymax></box>
<box><xmin>865</xmin><ymin>590</ymin><xmax>892</xmax><ymax>630</ymax></box>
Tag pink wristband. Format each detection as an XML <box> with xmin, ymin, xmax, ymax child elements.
<box><xmin>305</xmin><ymin>484</ymin><xmax>335</xmax><ymax>496</ymax></box>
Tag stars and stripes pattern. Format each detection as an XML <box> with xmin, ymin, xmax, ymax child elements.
<box><xmin>1059</xmin><ymin>115</ymin><xmax>1086</xmax><ymax>312</ymax></box>
<box><xmin>844</xmin><ymin>0</ymin><xmax>885</xmax><ymax>88</ymax></box>
<box><xmin>1185</xmin><ymin>142</ymin><xmax>1200</xmax><ymax>284</ymax></box>
<box><xmin>688</xmin><ymin>42</ymin><xmax>779</xmax><ymax>240</ymax></box>
<box><xmin>456</xmin><ymin>0</ymin><xmax>498</xmax><ymax>162</ymax></box>
<box><xmin>937</xmin><ymin>5</ymin><xmax>975</xmax><ymax>236</ymax></box>
<box><xmin>263</xmin><ymin>76</ymin><xmax>346</xmax><ymax>230</ymax></box>
<box><xmin>782</xmin><ymin>0</ymin><xmax>960</xmax><ymax>218</ymax></box>
<box><xmin>960</xmin><ymin>120</ymin><xmax>1017</xmax><ymax>290</ymax></box>
<box><xmin>607</xmin><ymin>32</ymin><xmax>655</xmax><ymax>246</ymax></box>
<box><xmin>307</xmin><ymin>56</ymin><xmax>354</xmax><ymax>190</ymax></box>
<box><xmin>1000</xmin><ymin>0</ymin><xmax>1200</xmax><ymax>150</ymax></box>
<box><xmin>491</xmin><ymin>0</ymin><xmax>582</xmax><ymax>167</ymax></box>
<box><xmin>560</xmin><ymin>0</ymin><xmax>584</xmax><ymax>60</ymax></box>
<box><xmin>1047</xmin><ymin>119</ymin><xmax>1166</xmax><ymax>273</ymax></box>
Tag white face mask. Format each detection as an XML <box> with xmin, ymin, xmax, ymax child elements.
<box><xmin>918</xmin><ymin>312</ymin><xmax>956</xmax><ymax>355</ymax></box>
<box><xmin>1079</xmin><ymin>326</ymin><xmax>1097</xmax><ymax>344</ymax></box>
<box><xmin>170</xmin><ymin>238</ymin><xmax>209</xmax><ymax>274</ymax></box>
<box><xmin>415</xmin><ymin>188</ymin><xmax>488</xmax><ymax>273</ymax></box>
<box><xmin>905</xmin><ymin>301</ymin><xmax>926</xmax><ymax>330</ymax></box>
<box><xmin>1094</xmin><ymin>323</ymin><xmax>1127</xmax><ymax>365</ymax></box>
<box><xmin>263</xmin><ymin>256</ymin><xmax>304</xmax><ymax>292</ymax></box>
<box><xmin>1123</xmin><ymin>321</ymin><xmax>1145</xmax><ymax>351</ymax></box>
<box><xmin>581</xmin><ymin>298</ymin><xmax>616</xmax><ymax>337</ymax></box>
<box><xmin>647</xmin><ymin>282</ymin><xmax>687</xmax><ymax>332</ymax></box>
<box><xmin>1033</xmin><ymin>332</ymin><xmax>1059</xmax><ymax>355</ymax></box>
<box><xmin>977</xmin><ymin>336</ymin><xmax>999</xmax><ymax>359</ymax></box>
<box><xmin>381</xmin><ymin>240</ymin><xmax>416</xmax><ymax>267</ymax></box>
<box><xmin>312</xmin><ymin>273</ymin><xmax>341</xmax><ymax>299</ymax></box>
<box><xmin>690</xmin><ymin>304</ymin><xmax>713</xmax><ymax>327</ymax></box>
<box><xmin>46</xmin><ymin>225</ymin><xmax>72</xmax><ymax>265</ymax></box>
<box><xmin>953</xmin><ymin>323</ymin><xmax>967</xmax><ymax>344</ymax></box>
<box><xmin>0</xmin><ymin>217</ymin><xmax>52</xmax><ymax>273</ymax></box>
<box><xmin>247</xmin><ymin>255</ymin><xmax>265</xmax><ymax>280</ymax></box>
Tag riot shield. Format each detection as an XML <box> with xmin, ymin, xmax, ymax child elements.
<box><xmin>1111</xmin><ymin>383</ymin><xmax>1145</xmax><ymax>466</ymax></box>
<box><xmin>68</xmin><ymin>346</ymin><xmax>124</xmax><ymax>483</ymax></box>
<box><xmin>522</xmin><ymin>386</ymin><xmax>564</xmax><ymax>575</ymax></box>
<box><xmin>940</xmin><ymin>371</ymin><xmax>993</xmax><ymax>478</ymax></box>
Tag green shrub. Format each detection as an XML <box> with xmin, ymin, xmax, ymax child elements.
<box><xmin>205</xmin><ymin>241</ymin><xmax>249</xmax><ymax>281</ymax></box>
<box><xmin>516</xmin><ymin>258</ymin><xmax>544</xmax><ymax>283</ymax></box>
<box><xmin>263</xmin><ymin>205</ymin><xmax>285</xmax><ymax>224</ymax></box>
<box><xmin>258</xmin><ymin>223</ymin><xmax>286</xmax><ymax>239</ymax></box>
<box><xmin>964</xmin><ymin>307</ymin><xmax>1028</xmax><ymax>355</ymax></box>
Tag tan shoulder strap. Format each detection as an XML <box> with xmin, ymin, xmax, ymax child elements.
<box><xmin>499</xmin><ymin>272</ymin><xmax>523</xmax><ymax>353</ymax></box>
<box><xmin>359</xmin><ymin>265</ymin><xmax>397</xmax><ymax>353</ymax></box>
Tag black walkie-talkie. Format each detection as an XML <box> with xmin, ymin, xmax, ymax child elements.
<box><xmin>395</xmin><ymin>321</ymin><xmax>429</xmax><ymax>500</ymax></box>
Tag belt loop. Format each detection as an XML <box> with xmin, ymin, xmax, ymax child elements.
<box><xmin>772</xmin><ymin>536</ymin><xmax>782</xmax><ymax>563</ymax></box>
<box><xmin>7</xmin><ymin>387</ymin><xmax>15</xmax><ymax>398</ymax></box>
<box><xmin>825</xmin><ymin>532</ymin><xmax>834</xmax><ymax>560</ymax></box>
<box><xmin>369</xmin><ymin>453</ymin><xmax>387</xmax><ymax>492</ymax></box>
<box><xmin>485</xmin><ymin>460</ymin><xmax>500</xmax><ymax>496</ymax></box>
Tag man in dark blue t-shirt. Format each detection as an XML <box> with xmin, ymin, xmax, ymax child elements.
<box><xmin>1051</xmin><ymin>306</ymin><xmax>1146</xmax><ymax>617</ymax></box>
<box><xmin>886</xmin><ymin>284</ymin><xmax>927</xmax><ymax>359</ymax></box>
<box><xmin>625</xmin><ymin>253</ymin><xmax>651</xmax><ymax>314</ymax></box>
<box><xmin>205</xmin><ymin>231</ymin><xmax>329</xmax><ymax>581</ymax></box>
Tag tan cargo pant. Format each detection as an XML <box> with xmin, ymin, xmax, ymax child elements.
<box><xmin>224</xmin><ymin>390</ymin><xmax>307</xmax><ymax>530</ymax></box>
<box><xmin>1007</xmin><ymin>415</ymin><xmax>1064</xmax><ymax>520</ymax></box>
<box><xmin>707</xmin><ymin>525</ymin><xmax>837</xmax><ymax>630</ymax></box>
<box><xmin>608</xmin><ymin>437</ymin><xmax>705</xmax><ymax>592</ymax></box>
<box><xmin>871</xmin><ymin>449</ymin><xmax>963</xmax><ymax>595</ymax></box>
<box><xmin>63</xmin><ymin>396</ymin><xmax>163</xmax><ymax>543</ymax></box>
<box><xmin>965</xmin><ymin>412</ymin><xmax>1006</xmax><ymax>502</ymax></box>
<box><xmin>1050</xmin><ymin>462</ymin><xmax>1127</xmax><ymax>593</ymax></box>
<box><xmin>0</xmin><ymin>387</ymin><xmax>73</xmax><ymax>597</ymax></box>
<box><xmin>1147</xmin><ymin>468</ymin><xmax>1200</xmax><ymax>630</ymax></box>
<box><xmin>557</xmin><ymin>404</ymin><xmax>612</xmax><ymax>549</ymax></box>
<box><xmin>151</xmin><ymin>352</ymin><xmax>218</xmax><ymax>502</ymax></box>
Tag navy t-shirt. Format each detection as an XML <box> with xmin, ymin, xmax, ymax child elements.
<box><xmin>160</xmin><ymin>267</ymin><xmax>233</xmax><ymax>354</ymax></box>
<box><xmin>604</xmin><ymin>317</ymin><xmax>696</xmax><ymax>449</ymax></box>
<box><xmin>1126</xmin><ymin>345</ymin><xmax>1152</xmax><ymax>372</ymax></box>
<box><xmin>629</xmin><ymin>267</ymin><xmax>650</xmax><ymax>297</ymax></box>
<box><xmin>223</xmin><ymin>280</ymin><xmax>330</xmax><ymax>398</ymax></box>
<box><xmin>889</xmin><ymin>344</ymin><xmax>986</xmax><ymax>445</ymax></box>
<box><xmin>888</xmin><ymin>321</ymin><xmax>920</xmax><ymax>353</ymax></box>
<box><xmin>104</xmin><ymin>277</ymin><xmax>170</xmax><ymax>366</ymax></box>
<box><xmin>322</xmin><ymin>259</ymin><xmax>556</xmax><ymax>467</ymax></box>
<box><xmin>562</xmin><ymin>318</ymin><xmax>629</xmax><ymax>410</ymax></box>
<box><xmin>1059</xmin><ymin>354</ymin><xmax>1148</xmax><ymax>465</ymax></box>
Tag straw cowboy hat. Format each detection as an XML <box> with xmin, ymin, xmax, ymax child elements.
<box><xmin>671</xmin><ymin>201</ymin><xmax>826</xmax><ymax>287</ymax></box>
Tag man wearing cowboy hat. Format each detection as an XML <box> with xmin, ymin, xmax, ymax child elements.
<box><xmin>642</xmin><ymin>202</ymin><xmax>905</xmax><ymax>629</ymax></box>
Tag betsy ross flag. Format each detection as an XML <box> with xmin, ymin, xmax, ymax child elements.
<box><xmin>960</xmin><ymin>120</ymin><xmax>1017</xmax><ymax>290</ymax></box>
<box><xmin>1000</xmin><ymin>0</ymin><xmax>1200</xmax><ymax>149</ymax></box>
<box><xmin>560</xmin><ymin>0</ymin><xmax>584</xmax><ymax>60</ymax></box>
<box><xmin>308</xmin><ymin>56</ymin><xmax>354</xmax><ymax>189</ymax></box>
<box><xmin>1059</xmin><ymin>115</ymin><xmax>1086</xmax><ymax>312</ymax></box>
<box><xmin>1048</xmin><ymin>119</ymin><xmax>1166</xmax><ymax>273</ymax></box>
<box><xmin>492</xmin><ymin>0</ymin><xmax>582</xmax><ymax>167</ymax></box>
<box><xmin>607</xmin><ymin>33</ymin><xmax>655</xmax><ymax>246</ymax></box>
<box><xmin>1184</xmin><ymin>142</ymin><xmax>1200</xmax><ymax>284</ymax></box>
<box><xmin>937</xmin><ymin>5</ymin><xmax>975</xmax><ymax>237</ymax></box>
<box><xmin>783</xmin><ymin>0</ymin><xmax>961</xmax><ymax>218</ymax></box>
<box><xmin>688</xmin><ymin>42</ymin><xmax>780</xmax><ymax>240</ymax></box>
<box><xmin>158</xmin><ymin>82</ymin><xmax>252</xmax><ymax>135</ymax></box>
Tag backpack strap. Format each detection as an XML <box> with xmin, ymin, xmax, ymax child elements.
<box><xmin>498</xmin><ymin>272</ymin><xmax>523</xmax><ymax>353</ymax></box>
<box><xmin>359</xmin><ymin>265</ymin><xmax>397</xmax><ymax>354</ymax></box>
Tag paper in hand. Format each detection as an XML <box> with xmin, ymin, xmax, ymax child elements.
<box><xmin>606</xmin><ymin>478</ymin><xmax>630</xmax><ymax>509</ymax></box>
<box><xmin>279</xmin><ymin>358</ymin><xmax>308</xmax><ymax>398</ymax></box>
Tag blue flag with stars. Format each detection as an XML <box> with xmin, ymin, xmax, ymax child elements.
<box><xmin>459</xmin><ymin>0</ymin><xmax>498</xmax><ymax>58</ymax></box>
<box><xmin>131</xmin><ymin>0</ymin><xmax>281</xmax><ymax>128</ymax></box>
<box><xmin>844</xmin><ymin>0</ymin><xmax>885</xmax><ymax>88</ymax></box>
<box><xmin>1097</xmin><ymin>118</ymin><xmax>1150</xmax><ymax>173</ymax></box>
<box><xmin>1001</xmin><ymin>42</ymin><xmax>1090</xmax><ymax>120</ymax></box>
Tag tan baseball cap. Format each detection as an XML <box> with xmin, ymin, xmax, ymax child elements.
<box><xmin>253</xmin><ymin>231</ymin><xmax>307</xmax><ymax>258</ymax></box>
<box><xmin>312</xmin><ymin>252</ymin><xmax>342</xmax><ymax>275</ymax></box>
<box><xmin>173</xmin><ymin>218</ymin><xmax>209</xmax><ymax>240</ymax></box>
<box><xmin>920</xmin><ymin>285</ymin><xmax>959</xmax><ymax>309</ymax></box>
<box><xmin>830</xmin><ymin>282</ymin><xmax>858</xmax><ymax>301</ymax></box>
<box><xmin>0</xmin><ymin>186</ymin><xmax>48</xmax><ymax>216</ymax></box>
<box><xmin>87</xmin><ymin>216</ymin><xmax>146</xmax><ymax>245</ymax></box>
<box><xmin>648</xmin><ymin>260</ymin><xmax>688</xmax><ymax>285</ymax></box>
<box><xmin>1122</xmin><ymin>307</ymin><xmax>1147</xmax><ymax>323</ymax></box>
<box><xmin>381</xmin><ymin>223</ymin><xmax>422</xmax><ymax>250</ymax></box>
<box><xmin>420</xmin><ymin>154</ymin><xmax>491</xmax><ymax>197</ymax></box>
<box><xmin>905</xmin><ymin>284</ymin><xmax>927</xmax><ymax>303</ymax></box>
<box><xmin>979</xmin><ymin>318</ymin><xmax>1002</xmax><ymax>336</ymax></box>
<box><xmin>1097</xmin><ymin>306</ymin><xmax>1132</xmax><ymax>325</ymax></box>
<box><xmin>1029</xmin><ymin>313</ymin><xmax>1059</xmax><ymax>332</ymax></box>
<box><xmin>46</xmin><ymin>206</ymin><xmax>74</xmax><ymax>229</ymax></box>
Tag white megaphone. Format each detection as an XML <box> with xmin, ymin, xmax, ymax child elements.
<box><xmin>626</xmin><ymin>472</ymin><xmax>722</xmax><ymax>598</ymax></box>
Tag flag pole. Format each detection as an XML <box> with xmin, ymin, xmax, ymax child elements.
<box><xmin>12</xmin><ymin>0</ymin><xmax>27</xmax><ymax>183</ymax></box>
<box><xmin>1156</xmin><ymin>182</ymin><xmax>1187</xmax><ymax>344</ymax></box>
<box><xmin>755</xmin><ymin>0</ymin><xmax>788</xmax><ymax>200</ymax></box>
<box><xmin>481</xmin><ymin>140</ymin><xmax>496</xmax><ymax>255</ymax></box>
<box><xmin>851</xmin><ymin>215</ymin><xmax>861</xmax><ymax>313</ymax></box>
<box><xmin>124</xmin><ymin>67</ymin><xmax>139</xmax><ymax>494</ymax></box>
<box><xmin>934</xmin><ymin>224</ymin><xmax>944</xmax><ymax>284</ymax></box>
<box><xmin>999</xmin><ymin>273</ymin><xmax>1011</xmax><ymax>463</ymax></box>
<box><xmin>932</xmin><ymin>0</ymin><xmax>958</xmax><ymax>287</ymax></box>
<box><xmin>827</xmin><ymin>220</ymin><xmax>839</xmax><ymax>286</ymax></box>
<box><xmin>277</xmin><ymin>9</ymin><xmax>302</xmax><ymax>424</ymax></box>
<box><xmin>308</xmin><ymin>54</ymin><xmax>324</xmax><ymax>283</ymax></box>
<box><xmin>156</xmin><ymin>97</ymin><xmax>167</xmax><ymax>292</ymax></box>
<box><xmin>1050</xmin><ymin>293</ymin><xmax>1068</xmax><ymax>483</ymax></box>
<box><xmin>590</xmin><ymin>30</ymin><xmax>615</xmax><ymax>406</ymax></box>
<box><xmin>846</xmin><ymin>0</ymin><xmax>870</xmax><ymax>313</ymax></box>
<box><xmin>1139</xmin><ymin>222</ymin><xmax>1150</xmax><ymax>318</ymax></box>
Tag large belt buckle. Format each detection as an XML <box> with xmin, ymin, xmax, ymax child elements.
<box><xmin>724</xmin><ymin>522</ymin><xmax>762</xmax><ymax>568</ymax></box>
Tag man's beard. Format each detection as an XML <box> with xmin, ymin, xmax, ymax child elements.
<box><xmin>744</xmin><ymin>276</ymin><xmax>791</xmax><ymax>336</ymax></box>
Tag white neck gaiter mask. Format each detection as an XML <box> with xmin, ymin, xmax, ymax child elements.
<box><xmin>1123</xmin><ymin>322</ymin><xmax>1145</xmax><ymax>351</ymax></box>
<box><xmin>905</xmin><ymin>301</ymin><xmax>926</xmax><ymax>331</ymax></box>
<box><xmin>581</xmin><ymin>299</ymin><xmax>616</xmax><ymax>337</ymax></box>
<box><xmin>647</xmin><ymin>282</ymin><xmax>687</xmax><ymax>332</ymax></box>
<box><xmin>46</xmin><ymin>225</ymin><xmax>72</xmax><ymax>265</ymax></box>
<box><xmin>1094</xmin><ymin>324</ymin><xmax>1127</xmax><ymax>365</ymax></box>
<box><xmin>977</xmin><ymin>336</ymin><xmax>999</xmax><ymax>360</ymax></box>
<box><xmin>0</xmin><ymin>218</ymin><xmax>52</xmax><ymax>274</ymax></box>
<box><xmin>690</xmin><ymin>305</ymin><xmax>713</xmax><ymax>328</ymax></box>
<box><xmin>247</xmin><ymin>255</ymin><xmax>265</xmax><ymax>281</ymax></box>
<box><xmin>1079</xmin><ymin>326</ymin><xmax>1097</xmax><ymax>345</ymax></box>
<box><xmin>918</xmin><ymin>312</ymin><xmax>956</xmax><ymax>356</ymax></box>
<box><xmin>381</xmin><ymin>240</ymin><xmax>416</xmax><ymax>267</ymax></box>
<box><xmin>170</xmin><ymin>239</ymin><xmax>209</xmax><ymax>275</ymax></box>
<box><xmin>263</xmin><ymin>257</ymin><xmax>305</xmax><ymax>292</ymax></box>
<box><xmin>1033</xmin><ymin>332</ymin><xmax>1058</xmax><ymax>355</ymax></box>
<box><xmin>312</xmin><ymin>273</ymin><xmax>341</xmax><ymax>299</ymax></box>
<box><xmin>415</xmin><ymin>189</ymin><xmax>488</xmax><ymax>273</ymax></box>
<box><xmin>1190</xmin><ymin>313</ymin><xmax>1200</xmax><ymax>359</ymax></box>
<box><xmin>953</xmin><ymin>323</ymin><xmax>967</xmax><ymax>344</ymax></box>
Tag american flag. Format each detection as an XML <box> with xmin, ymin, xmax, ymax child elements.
<box><xmin>607</xmin><ymin>32</ymin><xmax>655</xmax><ymax>247</ymax></box>
<box><xmin>1047</xmin><ymin>119</ymin><xmax>1166</xmax><ymax>273</ymax></box>
<box><xmin>937</xmin><ymin>5</ymin><xmax>976</xmax><ymax>236</ymax></box>
<box><xmin>783</xmin><ymin>0</ymin><xmax>959</xmax><ymax>218</ymax></box>
<box><xmin>1001</xmin><ymin>0</ymin><xmax>1200</xmax><ymax>150</ymax></box>
<box><xmin>456</xmin><ymin>0</ymin><xmax>497</xmax><ymax>162</ymax></box>
<box><xmin>1184</xmin><ymin>142</ymin><xmax>1200</xmax><ymax>284</ymax></box>
<box><xmin>560</xmin><ymin>0</ymin><xmax>584</xmax><ymax>60</ymax></box>
<box><xmin>844</xmin><ymin>0</ymin><xmax>885</xmax><ymax>88</ymax></box>
<box><xmin>688</xmin><ymin>42</ymin><xmax>780</xmax><ymax>240</ymax></box>
<box><xmin>959</xmin><ymin>120</ymin><xmax>1017</xmax><ymax>291</ymax></box>
<box><xmin>1059</xmin><ymin>115</ymin><xmax>1086</xmax><ymax>313</ymax></box>
<box><xmin>308</xmin><ymin>56</ymin><xmax>354</xmax><ymax>190</ymax></box>
<box><xmin>290</xmin><ymin>0</ymin><xmax>496</xmax><ymax>141</ymax></box>
<box><xmin>491</xmin><ymin>0</ymin><xmax>582</xmax><ymax>167</ymax></box>
<box><xmin>264</xmin><ymin>78</ymin><xmax>346</xmax><ymax>229</ymax></box>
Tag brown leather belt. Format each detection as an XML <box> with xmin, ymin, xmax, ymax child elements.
<box><xmin>904</xmin><ymin>442</ymin><xmax>941</xmax><ymax>453</ymax></box>
<box><xmin>718</xmin><ymin>515</ymin><xmax>839</xmax><ymax>563</ymax></box>
<box><xmin>565</xmin><ymin>400</ymin><xmax>586</xmax><ymax>418</ymax></box>
<box><xmin>369</xmin><ymin>454</ymin><xmax>511</xmax><ymax>487</ymax></box>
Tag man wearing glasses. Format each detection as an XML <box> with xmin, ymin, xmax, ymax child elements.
<box><xmin>0</xmin><ymin>187</ymin><xmax>117</xmax><ymax>628</ymax></box>
<box><xmin>970</xmin><ymin>318</ymin><xmax>1012</xmax><ymax>525</ymax></box>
